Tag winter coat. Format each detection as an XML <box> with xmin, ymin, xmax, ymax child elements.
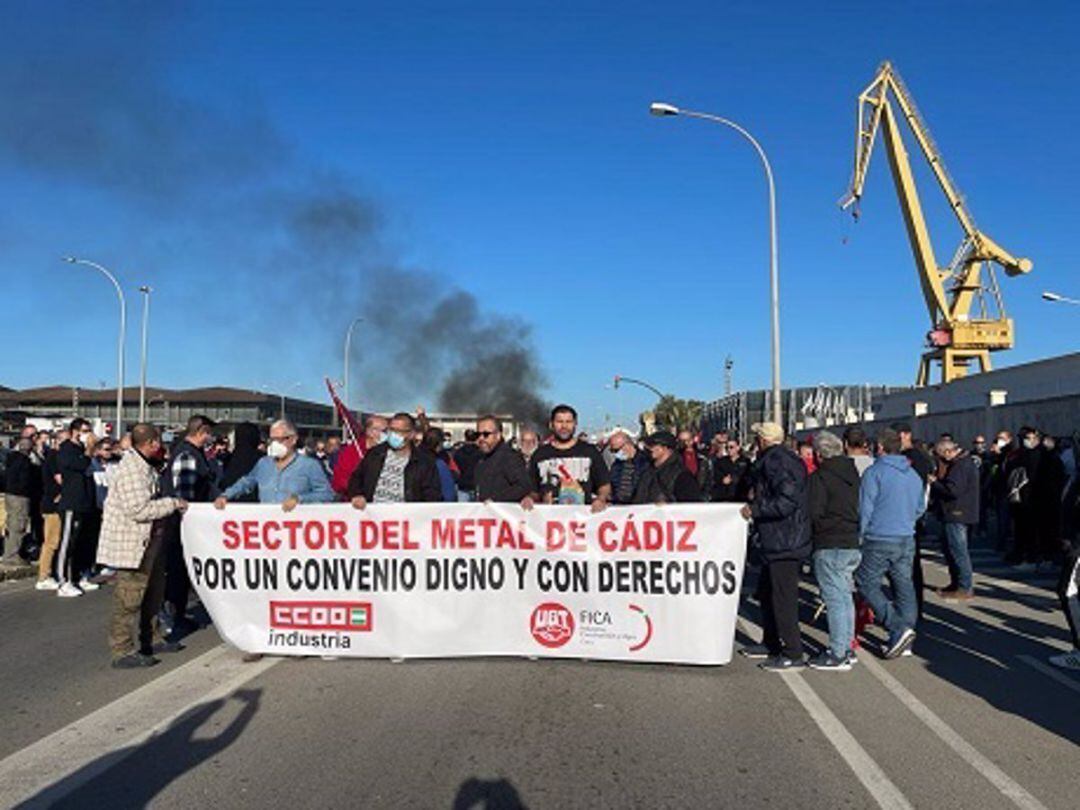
<box><xmin>57</xmin><ymin>439</ymin><xmax>95</xmax><ymax>513</ymax></box>
<box><xmin>474</xmin><ymin>440</ymin><xmax>532</xmax><ymax>503</ymax></box>
<box><xmin>610</xmin><ymin>453</ymin><xmax>651</xmax><ymax>505</ymax></box>
<box><xmin>860</xmin><ymin>455</ymin><xmax>925</xmax><ymax>542</ymax></box>
<box><xmin>3</xmin><ymin>450</ymin><xmax>34</xmax><ymax>498</ymax></box>
<box><xmin>712</xmin><ymin>455</ymin><xmax>751</xmax><ymax>502</ymax></box>
<box><xmin>632</xmin><ymin>454</ymin><xmax>703</xmax><ymax>504</ymax></box>
<box><xmin>931</xmin><ymin>453</ymin><xmax>980</xmax><ymax>524</ymax></box>
<box><xmin>347</xmin><ymin>444</ymin><xmax>442</xmax><ymax>503</ymax></box>
<box><xmin>808</xmin><ymin>456</ymin><xmax>860</xmax><ymax>550</ymax></box>
<box><xmin>97</xmin><ymin>450</ymin><xmax>183</xmax><ymax>570</ymax></box>
<box><xmin>453</xmin><ymin>443</ymin><xmax>483</xmax><ymax>492</ymax></box>
<box><xmin>749</xmin><ymin>444</ymin><xmax>811</xmax><ymax>562</ymax></box>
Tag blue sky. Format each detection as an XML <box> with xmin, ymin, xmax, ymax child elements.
<box><xmin>3</xmin><ymin>1</ymin><xmax>1077</xmax><ymax>430</ymax></box>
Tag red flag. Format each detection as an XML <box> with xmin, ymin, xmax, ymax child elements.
<box><xmin>325</xmin><ymin>377</ymin><xmax>365</xmax><ymax>452</ymax></box>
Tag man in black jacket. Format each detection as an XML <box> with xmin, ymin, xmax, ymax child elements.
<box><xmin>931</xmin><ymin>439</ymin><xmax>980</xmax><ymax>600</ymax></box>
<box><xmin>632</xmin><ymin>432</ymin><xmax>702</xmax><ymax>504</ymax></box>
<box><xmin>807</xmin><ymin>431</ymin><xmax>861</xmax><ymax>671</ymax></box>
<box><xmin>56</xmin><ymin>418</ymin><xmax>99</xmax><ymax>597</ymax></box>
<box><xmin>740</xmin><ymin>422</ymin><xmax>811</xmax><ymax>671</ymax></box>
<box><xmin>474</xmin><ymin>416</ymin><xmax>532</xmax><ymax>503</ymax></box>
<box><xmin>711</xmin><ymin>437</ymin><xmax>751</xmax><ymax>502</ymax></box>
<box><xmin>3</xmin><ymin>438</ymin><xmax>34</xmax><ymax>563</ymax></box>
<box><xmin>348</xmin><ymin>412</ymin><xmax>442</xmax><ymax>507</ymax></box>
<box><xmin>452</xmin><ymin>431</ymin><xmax>483</xmax><ymax>502</ymax></box>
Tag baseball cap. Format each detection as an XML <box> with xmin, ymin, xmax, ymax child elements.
<box><xmin>644</xmin><ymin>430</ymin><xmax>678</xmax><ymax>449</ymax></box>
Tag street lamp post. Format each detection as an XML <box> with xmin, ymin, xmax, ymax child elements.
<box><xmin>612</xmin><ymin>375</ymin><xmax>666</xmax><ymax>400</ymax></box>
<box><xmin>650</xmin><ymin>101</ymin><xmax>782</xmax><ymax>425</ymax></box>
<box><xmin>1042</xmin><ymin>291</ymin><xmax>1080</xmax><ymax>306</ymax></box>
<box><xmin>63</xmin><ymin>257</ymin><xmax>126</xmax><ymax>437</ymax></box>
<box><xmin>138</xmin><ymin>285</ymin><xmax>152</xmax><ymax>423</ymax></box>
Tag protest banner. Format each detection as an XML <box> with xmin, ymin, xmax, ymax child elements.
<box><xmin>182</xmin><ymin>502</ymin><xmax>747</xmax><ymax>664</ymax></box>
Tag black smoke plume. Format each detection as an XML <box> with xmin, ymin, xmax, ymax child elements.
<box><xmin>0</xmin><ymin>6</ymin><xmax>549</xmax><ymax>426</ymax></box>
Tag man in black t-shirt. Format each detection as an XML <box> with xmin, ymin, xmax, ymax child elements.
<box><xmin>523</xmin><ymin>404</ymin><xmax>611</xmax><ymax>512</ymax></box>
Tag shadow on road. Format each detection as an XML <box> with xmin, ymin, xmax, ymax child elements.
<box><xmin>760</xmin><ymin>552</ymin><xmax>1080</xmax><ymax>749</ymax></box>
<box><xmin>452</xmin><ymin>776</ymin><xmax>527</xmax><ymax>809</ymax></box>
<box><xmin>17</xmin><ymin>688</ymin><xmax>262</xmax><ymax>810</ymax></box>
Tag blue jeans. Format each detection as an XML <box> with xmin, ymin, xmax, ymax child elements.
<box><xmin>943</xmin><ymin>522</ymin><xmax>973</xmax><ymax>591</ymax></box>
<box><xmin>855</xmin><ymin>537</ymin><xmax>917</xmax><ymax>644</ymax></box>
<box><xmin>814</xmin><ymin>548</ymin><xmax>862</xmax><ymax>659</ymax></box>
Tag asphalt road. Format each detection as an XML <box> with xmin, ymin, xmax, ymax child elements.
<box><xmin>0</xmin><ymin>545</ymin><xmax>1076</xmax><ymax>810</ymax></box>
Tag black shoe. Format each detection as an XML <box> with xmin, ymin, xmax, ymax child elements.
<box><xmin>152</xmin><ymin>640</ymin><xmax>185</xmax><ymax>654</ymax></box>
<box><xmin>884</xmin><ymin>628</ymin><xmax>916</xmax><ymax>659</ymax></box>
<box><xmin>808</xmin><ymin>651</ymin><xmax>853</xmax><ymax>672</ymax></box>
<box><xmin>739</xmin><ymin>644</ymin><xmax>774</xmax><ymax>660</ymax></box>
<box><xmin>112</xmin><ymin>653</ymin><xmax>160</xmax><ymax>669</ymax></box>
<box><xmin>759</xmin><ymin>655</ymin><xmax>806</xmax><ymax>672</ymax></box>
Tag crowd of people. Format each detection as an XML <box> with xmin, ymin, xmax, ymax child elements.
<box><xmin>1</xmin><ymin>406</ymin><xmax>1077</xmax><ymax>674</ymax></box>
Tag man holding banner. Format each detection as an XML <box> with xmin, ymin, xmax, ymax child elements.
<box><xmin>347</xmin><ymin>413</ymin><xmax>441</xmax><ymax>508</ymax></box>
<box><xmin>474</xmin><ymin>415</ymin><xmax>532</xmax><ymax>503</ymax></box>
<box><xmin>214</xmin><ymin>420</ymin><xmax>334</xmax><ymax>511</ymax></box>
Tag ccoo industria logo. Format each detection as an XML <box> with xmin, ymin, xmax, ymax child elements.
<box><xmin>270</xmin><ymin>601</ymin><xmax>373</xmax><ymax>632</ymax></box>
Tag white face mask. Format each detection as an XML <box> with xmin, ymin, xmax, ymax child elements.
<box><xmin>1023</xmin><ymin>437</ymin><xmax>1039</xmax><ymax>450</ymax></box>
<box><xmin>267</xmin><ymin>439</ymin><xmax>289</xmax><ymax>459</ymax></box>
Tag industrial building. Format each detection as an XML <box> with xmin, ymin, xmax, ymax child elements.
<box><xmin>0</xmin><ymin>386</ymin><xmax>518</xmax><ymax>443</ymax></box>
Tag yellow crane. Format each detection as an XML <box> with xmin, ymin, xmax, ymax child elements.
<box><xmin>840</xmin><ymin>61</ymin><xmax>1033</xmax><ymax>386</ymax></box>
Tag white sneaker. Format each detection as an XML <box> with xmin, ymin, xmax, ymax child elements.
<box><xmin>36</xmin><ymin>577</ymin><xmax>60</xmax><ymax>591</ymax></box>
<box><xmin>57</xmin><ymin>583</ymin><xmax>83</xmax><ymax>598</ymax></box>
<box><xmin>78</xmin><ymin>578</ymin><xmax>101</xmax><ymax>591</ymax></box>
<box><xmin>1048</xmin><ymin>650</ymin><xmax>1080</xmax><ymax>671</ymax></box>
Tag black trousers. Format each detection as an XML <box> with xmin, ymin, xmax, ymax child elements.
<box><xmin>163</xmin><ymin>513</ymin><xmax>191</xmax><ymax>617</ymax></box>
<box><xmin>757</xmin><ymin>559</ymin><xmax>803</xmax><ymax>658</ymax></box>
<box><xmin>913</xmin><ymin>522</ymin><xmax>925</xmax><ymax>623</ymax></box>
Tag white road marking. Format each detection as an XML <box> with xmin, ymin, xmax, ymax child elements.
<box><xmin>1016</xmin><ymin>655</ymin><xmax>1080</xmax><ymax>696</ymax></box>
<box><xmin>737</xmin><ymin>617</ymin><xmax>913</xmax><ymax>810</ymax></box>
<box><xmin>856</xmin><ymin>652</ymin><xmax>1050</xmax><ymax>810</ymax></box>
<box><xmin>0</xmin><ymin>578</ymin><xmax>40</xmax><ymax>597</ymax></box>
<box><xmin>0</xmin><ymin>644</ymin><xmax>280</xmax><ymax>808</ymax></box>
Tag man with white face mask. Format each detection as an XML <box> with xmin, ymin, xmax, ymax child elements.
<box><xmin>214</xmin><ymin>420</ymin><xmax>333</xmax><ymax>510</ymax></box>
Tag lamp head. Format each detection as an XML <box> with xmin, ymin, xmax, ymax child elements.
<box><xmin>649</xmin><ymin>102</ymin><xmax>680</xmax><ymax>117</ymax></box>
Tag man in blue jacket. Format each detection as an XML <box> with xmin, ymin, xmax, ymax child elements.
<box><xmin>855</xmin><ymin>428</ymin><xmax>926</xmax><ymax>658</ymax></box>
<box><xmin>739</xmin><ymin>422</ymin><xmax>811</xmax><ymax>671</ymax></box>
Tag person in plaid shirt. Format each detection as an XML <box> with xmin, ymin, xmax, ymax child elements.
<box><xmin>162</xmin><ymin>415</ymin><xmax>220</xmax><ymax>639</ymax></box>
<box><xmin>97</xmin><ymin>423</ymin><xmax>187</xmax><ymax>668</ymax></box>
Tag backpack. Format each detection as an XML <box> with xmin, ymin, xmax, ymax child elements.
<box><xmin>1006</xmin><ymin>466</ymin><xmax>1029</xmax><ymax>505</ymax></box>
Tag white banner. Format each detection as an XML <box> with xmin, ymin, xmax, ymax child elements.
<box><xmin>181</xmin><ymin>502</ymin><xmax>747</xmax><ymax>665</ymax></box>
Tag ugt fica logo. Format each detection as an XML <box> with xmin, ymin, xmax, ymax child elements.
<box><xmin>530</xmin><ymin>602</ymin><xmax>574</xmax><ymax>648</ymax></box>
<box><xmin>269</xmin><ymin>600</ymin><xmax>373</xmax><ymax>632</ymax></box>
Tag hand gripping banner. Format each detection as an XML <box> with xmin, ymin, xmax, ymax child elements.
<box><xmin>182</xmin><ymin>502</ymin><xmax>748</xmax><ymax>665</ymax></box>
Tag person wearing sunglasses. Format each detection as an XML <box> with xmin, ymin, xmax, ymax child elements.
<box><xmin>474</xmin><ymin>415</ymin><xmax>531</xmax><ymax>503</ymax></box>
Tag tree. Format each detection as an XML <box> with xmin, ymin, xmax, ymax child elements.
<box><xmin>647</xmin><ymin>396</ymin><xmax>704</xmax><ymax>433</ymax></box>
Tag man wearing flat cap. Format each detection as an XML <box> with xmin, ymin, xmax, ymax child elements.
<box><xmin>739</xmin><ymin>421</ymin><xmax>812</xmax><ymax>672</ymax></box>
<box><xmin>632</xmin><ymin>431</ymin><xmax>702</xmax><ymax>504</ymax></box>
